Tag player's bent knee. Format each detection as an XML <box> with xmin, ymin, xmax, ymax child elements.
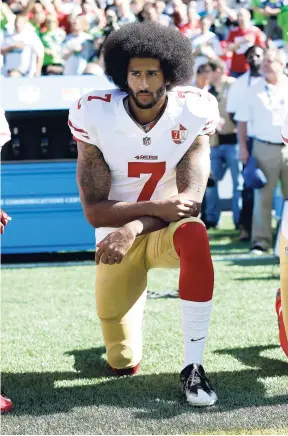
<box><xmin>107</xmin><ymin>343</ymin><xmax>141</xmax><ymax>371</ymax></box>
<box><xmin>173</xmin><ymin>219</ymin><xmax>209</xmax><ymax>254</ymax></box>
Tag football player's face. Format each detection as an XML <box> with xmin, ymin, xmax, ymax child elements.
<box><xmin>127</xmin><ymin>58</ymin><xmax>167</xmax><ymax>109</ymax></box>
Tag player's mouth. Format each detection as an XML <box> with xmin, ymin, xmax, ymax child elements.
<box><xmin>137</xmin><ymin>92</ymin><xmax>152</xmax><ymax>98</ymax></box>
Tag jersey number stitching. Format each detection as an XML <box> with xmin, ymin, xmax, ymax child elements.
<box><xmin>87</xmin><ymin>94</ymin><xmax>111</xmax><ymax>103</ymax></box>
<box><xmin>128</xmin><ymin>162</ymin><xmax>166</xmax><ymax>201</ymax></box>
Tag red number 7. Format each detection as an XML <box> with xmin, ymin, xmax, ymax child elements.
<box><xmin>87</xmin><ymin>94</ymin><xmax>111</xmax><ymax>103</ymax></box>
<box><xmin>128</xmin><ymin>162</ymin><xmax>166</xmax><ymax>201</ymax></box>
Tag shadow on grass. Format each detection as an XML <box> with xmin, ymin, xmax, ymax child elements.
<box><xmin>2</xmin><ymin>345</ymin><xmax>287</xmax><ymax>420</ymax></box>
<box><xmin>228</xmin><ymin>257</ymin><xmax>279</xmax><ymax>267</ymax></box>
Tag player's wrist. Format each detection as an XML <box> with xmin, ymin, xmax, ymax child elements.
<box><xmin>122</xmin><ymin>221</ymin><xmax>140</xmax><ymax>238</ymax></box>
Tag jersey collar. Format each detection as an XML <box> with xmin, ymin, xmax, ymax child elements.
<box><xmin>113</xmin><ymin>91</ymin><xmax>182</xmax><ymax>139</ymax></box>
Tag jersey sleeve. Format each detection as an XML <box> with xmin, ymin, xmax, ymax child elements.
<box><xmin>68</xmin><ymin>97</ymin><xmax>98</xmax><ymax>145</ymax></box>
<box><xmin>198</xmin><ymin>94</ymin><xmax>220</xmax><ymax>136</ymax></box>
<box><xmin>0</xmin><ymin>109</ymin><xmax>11</xmax><ymax>148</ymax></box>
<box><xmin>282</xmin><ymin>112</ymin><xmax>288</xmax><ymax>146</ymax></box>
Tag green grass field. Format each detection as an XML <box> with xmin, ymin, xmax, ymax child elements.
<box><xmin>1</xmin><ymin>216</ymin><xmax>288</xmax><ymax>435</ymax></box>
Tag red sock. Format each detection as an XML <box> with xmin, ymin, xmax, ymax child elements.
<box><xmin>110</xmin><ymin>363</ymin><xmax>140</xmax><ymax>376</ymax></box>
<box><xmin>173</xmin><ymin>222</ymin><xmax>214</xmax><ymax>302</ymax></box>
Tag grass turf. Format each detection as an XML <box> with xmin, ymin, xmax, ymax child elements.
<box><xmin>1</xmin><ymin>216</ymin><xmax>288</xmax><ymax>435</ymax></box>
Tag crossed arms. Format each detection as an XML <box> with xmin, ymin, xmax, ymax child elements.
<box><xmin>76</xmin><ymin>134</ymin><xmax>211</xmax><ymax>238</ymax></box>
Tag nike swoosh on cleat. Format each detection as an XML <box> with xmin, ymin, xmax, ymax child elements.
<box><xmin>191</xmin><ymin>337</ymin><xmax>205</xmax><ymax>342</ymax></box>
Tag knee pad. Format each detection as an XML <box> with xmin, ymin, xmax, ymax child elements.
<box><xmin>107</xmin><ymin>343</ymin><xmax>141</xmax><ymax>371</ymax></box>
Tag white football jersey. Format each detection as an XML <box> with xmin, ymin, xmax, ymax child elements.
<box><xmin>68</xmin><ymin>87</ymin><xmax>220</xmax><ymax>242</ymax></box>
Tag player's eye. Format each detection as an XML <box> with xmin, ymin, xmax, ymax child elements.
<box><xmin>131</xmin><ymin>72</ymin><xmax>140</xmax><ymax>77</ymax></box>
<box><xmin>148</xmin><ymin>71</ymin><xmax>157</xmax><ymax>76</ymax></box>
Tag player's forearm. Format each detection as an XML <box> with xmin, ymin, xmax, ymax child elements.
<box><xmin>175</xmin><ymin>137</ymin><xmax>211</xmax><ymax>215</ymax></box>
<box><xmin>80</xmin><ymin>197</ymin><xmax>159</xmax><ymax>228</ymax></box>
<box><xmin>124</xmin><ymin>215</ymin><xmax>169</xmax><ymax>237</ymax></box>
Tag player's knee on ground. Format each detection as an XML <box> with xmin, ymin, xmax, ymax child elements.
<box><xmin>107</xmin><ymin>343</ymin><xmax>141</xmax><ymax>370</ymax></box>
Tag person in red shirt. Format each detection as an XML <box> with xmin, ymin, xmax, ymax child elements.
<box><xmin>225</xmin><ymin>8</ymin><xmax>266</xmax><ymax>77</ymax></box>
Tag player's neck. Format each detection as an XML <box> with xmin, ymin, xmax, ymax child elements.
<box><xmin>128</xmin><ymin>95</ymin><xmax>167</xmax><ymax>125</ymax></box>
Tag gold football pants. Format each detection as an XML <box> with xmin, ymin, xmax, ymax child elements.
<box><xmin>95</xmin><ymin>217</ymin><xmax>204</xmax><ymax>370</ymax></box>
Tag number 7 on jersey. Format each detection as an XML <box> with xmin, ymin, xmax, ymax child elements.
<box><xmin>128</xmin><ymin>162</ymin><xmax>166</xmax><ymax>201</ymax></box>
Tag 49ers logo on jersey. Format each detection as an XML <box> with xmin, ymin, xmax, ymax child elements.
<box><xmin>171</xmin><ymin>124</ymin><xmax>187</xmax><ymax>145</ymax></box>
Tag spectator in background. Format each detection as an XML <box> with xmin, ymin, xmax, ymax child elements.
<box><xmin>194</xmin><ymin>62</ymin><xmax>213</xmax><ymax>90</ymax></box>
<box><xmin>226</xmin><ymin>45</ymin><xmax>265</xmax><ymax>241</ymax></box>
<box><xmin>211</xmin><ymin>0</ymin><xmax>237</xmax><ymax>41</ymax></box>
<box><xmin>277</xmin><ymin>4</ymin><xmax>288</xmax><ymax>53</ymax></box>
<box><xmin>39</xmin><ymin>15</ymin><xmax>66</xmax><ymax>74</ymax></box>
<box><xmin>251</xmin><ymin>0</ymin><xmax>268</xmax><ymax>32</ymax></box>
<box><xmin>225</xmin><ymin>8</ymin><xmax>266</xmax><ymax>78</ymax></box>
<box><xmin>102</xmin><ymin>8</ymin><xmax>120</xmax><ymax>35</ymax></box>
<box><xmin>204</xmin><ymin>60</ymin><xmax>241</xmax><ymax>229</ymax></box>
<box><xmin>191</xmin><ymin>16</ymin><xmax>223</xmax><ymax>73</ymax></box>
<box><xmin>174</xmin><ymin>1</ymin><xmax>199</xmax><ymax>36</ymax></box>
<box><xmin>29</xmin><ymin>5</ymin><xmax>47</xmax><ymax>34</ymax></box>
<box><xmin>62</xmin><ymin>15</ymin><xmax>93</xmax><ymax>75</ymax></box>
<box><xmin>257</xmin><ymin>0</ymin><xmax>284</xmax><ymax>41</ymax></box>
<box><xmin>198</xmin><ymin>0</ymin><xmax>215</xmax><ymax>21</ymax></box>
<box><xmin>116</xmin><ymin>0</ymin><xmax>137</xmax><ymax>26</ymax></box>
<box><xmin>1</xmin><ymin>14</ymin><xmax>44</xmax><ymax>77</ymax></box>
<box><xmin>236</xmin><ymin>48</ymin><xmax>288</xmax><ymax>254</ymax></box>
<box><xmin>81</xmin><ymin>0</ymin><xmax>101</xmax><ymax>28</ymax></box>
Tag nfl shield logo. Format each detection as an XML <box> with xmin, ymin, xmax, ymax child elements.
<box><xmin>143</xmin><ymin>137</ymin><xmax>151</xmax><ymax>146</ymax></box>
<box><xmin>171</xmin><ymin>124</ymin><xmax>188</xmax><ymax>145</ymax></box>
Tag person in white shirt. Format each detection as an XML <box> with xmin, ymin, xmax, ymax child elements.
<box><xmin>62</xmin><ymin>15</ymin><xmax>93</xmax><ymax>75</ymax></box>
<box><xmin>1</xmin><ymin>15</ymin><xmax>44</xmax><ymax>77</ymax></box>
<box><xmin>191</xmin><ymin>16</ymin><xmax>223</xmax><ymax>74</ymax></box>
<box><xmin>236</xmin><ymin>48</ymin><xmax>288</xmax><ymax>254</ymax></box>
<box><xmin>226</xmin><ymin>44</ymin><xmax>264</xmax><ymax>241</ymax></box>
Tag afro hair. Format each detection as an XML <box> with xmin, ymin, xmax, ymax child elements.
<box><xmin>103</xmin><ymin>21</ymin><xmax>195</xmax><ymax>92</ymax></box>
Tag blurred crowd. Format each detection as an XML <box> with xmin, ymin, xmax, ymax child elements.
<box><xmin>1</xmin><ymin>0</ymin><xmax>288</xmax><ymax>77</ymax></box>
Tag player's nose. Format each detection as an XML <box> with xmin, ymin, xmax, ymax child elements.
<box><xmin>138</xmin><ymin>76</ymin><xmax>149</xmax><ymax>89</ymax></box>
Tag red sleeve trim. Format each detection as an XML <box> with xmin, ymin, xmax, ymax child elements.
<box><xmin>68</xmin><ymin>119</ymin><xmax>89</xmax><ymax>135</ymax></box>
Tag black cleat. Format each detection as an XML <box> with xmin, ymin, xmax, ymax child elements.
<box><xmin>180</xmin><ymin>363</ymin><xmax>218</xmax><ymax>406</ymax></box>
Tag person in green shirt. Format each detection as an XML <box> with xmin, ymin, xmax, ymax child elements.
<box><xmin>39</xmin><ymin>15</ymin><xmax>66</xmax><ymax>74</ymax></box>
<box><xmin>251</xmin><ymin>0</ymin><xmax>268</xmax><ymax>30</ymax></box>
<box><xmin>277</xmin><ymin>5</ymin><xmax>288</xmax><ymax>45</ymax></box>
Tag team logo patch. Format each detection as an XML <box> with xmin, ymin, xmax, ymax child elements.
<box><xmin>171</xmin><ymin>124</ymin><xmax>187</xmax><ymax>145</ymax></box>
<box><xmin>143</xmin><ymin>137</ymin><xmax>151</xmax><ymax>146</ymax></box>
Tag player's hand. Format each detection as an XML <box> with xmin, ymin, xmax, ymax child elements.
<box><xmin>95</xmin><ymin>225</ymin><xmax>137</xmax><ymax>265</ymax></box>
<box><xmin>154</xmin><ymin>197</ymin><xmax>198</xmax><ymax>222</ymax></box>
<box><xmin>239</xmin><ymin>146</ymin><xmax>249</xmax><ymax>165</ymax></box>
<box><xmin>0</xmin><ymin>209</ymin><xmax>11</xmax><ymax>234</ymax></box>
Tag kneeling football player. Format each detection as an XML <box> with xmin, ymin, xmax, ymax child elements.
<box><xmin>68</xmin><ymin>22</ymin><xmax>220</xmax><ymax>406</ymax></box>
